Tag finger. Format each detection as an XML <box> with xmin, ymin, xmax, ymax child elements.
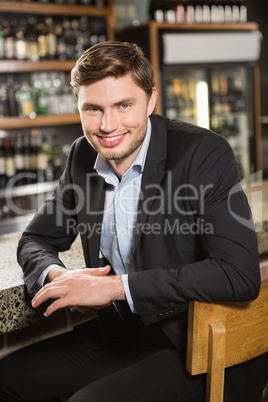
<box><xmin>87</xmin><ymin>265</ymin><xmax>111</xmax><ymax>276</ymax></box>
<box><xmin>44</xmin><ymin>297</ymin><xmax>69</xmax><ymax>317</ymax></box>
<box><xmin>32</xmin><ymin>285</ymin><xmax>66</xmax><ymax>308</ymax></box>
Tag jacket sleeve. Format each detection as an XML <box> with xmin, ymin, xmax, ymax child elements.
<box><xmin>17</xmin><ymin>140</ymin><xmax>79</xmax><ymax>297</ymax></box>
<box><xmin>128</xmin><ymin>134</ymin><xmax>260</xmax><ymax>325</ymax></box>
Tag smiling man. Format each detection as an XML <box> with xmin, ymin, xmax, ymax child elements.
<box><xmin>0</xmin><ymin>41</ymin><xmax>267</xmax><ymax>402</ymax></box>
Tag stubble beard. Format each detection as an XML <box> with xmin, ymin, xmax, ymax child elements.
<box><xmin>84</xmin><ymin>120</ymin><xmax>148</xmax><ymax>162</ymax></box>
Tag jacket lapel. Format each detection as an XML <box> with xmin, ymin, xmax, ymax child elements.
<box><xmin>87</xmin><ymin>174</ymin><xmax>105</xmax><ymax>267</ymax></box>
<box><xmin>133</xmin><ymin>114</ymin><xmax>167</xmax><ymax>253</ymax></box>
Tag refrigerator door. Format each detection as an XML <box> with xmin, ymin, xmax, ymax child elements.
<box><xmin>162</xmin><ymin>64</ymin><xmax>255</xmax><ymax>180</ymax></box>
<box><xmin>162</xmin><ymin>66</ymin><xmax>209</xmax><ymax>128</ymax></box>
<box><xmin>209</xmin><ymin>65</ymin><xmax>254</xmax><ymax>181</ymax></box>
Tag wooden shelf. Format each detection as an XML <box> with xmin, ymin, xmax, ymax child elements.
<box><xmin>0</xmin><ymin>60</ymin><xmax>76</xmax><ymax>73</ymax></box>
<box><xmin>0</xmin><ymin>1</ymin><xmax>111</xmax><ymax>17</ymax></box>
<box><xmin>151</xmin><ymin>21</ymin><xmax>259</xmax><ymax>31</ymax></box>
<box><xmin>0</xmin><ymin>114</ymin><xmax>81</xmax><ymax>130</ymax></box>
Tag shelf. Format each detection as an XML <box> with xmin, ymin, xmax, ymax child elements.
<box><xmin>0</xmin><ymin>60</ymin><xmax>76</xmax><ymax>73</ymax></box>
<box><xmin>0</xmin><ymin>1</ymin><xmax>111</xmax><ymax>17</ymax></box>
<box><xmin>145</xmin><ymin>21</ymin><xmax>259</xmax><ymax>32</ymax></box>
<box><xmin>0</xmin><ymin>113</ymin><xmax>81</xmax><ymax>129</ymax></box>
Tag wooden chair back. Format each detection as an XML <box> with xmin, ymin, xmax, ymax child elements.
<box><xmin>186</xmin><ymin>279</ymin><xmax>268</xmax><ymax>402</ymax></box>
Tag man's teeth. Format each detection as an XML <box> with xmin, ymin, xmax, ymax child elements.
<box><xmin>103</xmin><ymin>134</ymin><xmax>124</xmax><ymax>142</ymax></box>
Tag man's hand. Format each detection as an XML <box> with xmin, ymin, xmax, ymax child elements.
<box><xmin>31</xmin><ymin>265</ymin><xmax>126</xmax><ymax>317</ymax></box>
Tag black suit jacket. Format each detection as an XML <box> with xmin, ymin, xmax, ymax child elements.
<box><xmin>18</xmin><ymin>114</ymin><xmax>260</xmax><ymax>351</ymax></box>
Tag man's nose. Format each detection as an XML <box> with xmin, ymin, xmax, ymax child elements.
<box><xmin>100</xmin><ymin>110</ymin><xmax>118</xmax><ymax>133</ymax></box>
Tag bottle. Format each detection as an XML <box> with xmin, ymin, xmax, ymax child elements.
<box><xmin>36</xmin><ymin>132</ymin><xmax>49</xmax><ymax>182</ymax></box>
<box><xmin>56</xmin><ymin>23</ymin><xmax>67</xmax><ymax>60</ymax></box>
<box><xmin>37</xmin><ymin>22</ymin><xmax>48</xmax><ymax>60</ymax></box>
<box><xmin>0</xmin><ymin>20</ymin><xmax>5</xmax><ymax>60</ymax></box>
<box><xmin>78</xmin><ymin>16</ymin><xmax>91</xmax><ymax>53</ymax></box>
<box><xmin>25</xmin><ymin>17</ymin><xmax>39</xmax><ymax>62</ymax></box>
<box><xmin>34</xmin><ymin>73</ymin><xmax>50</xmax><ymax>115</ymax></box>
<box><xmin>0</xmin><ymin>138</ymin><xmax>6</xmax><ymax>189</ymax></box>
<box><xmin>63</xmin><ymin>18</ymin><xmax>76</xmax><ymax>60</ymax></box>
<box><xmin>165</xmin><ymin>81</ymin><xmax>179</xmax><ymax>120</ymax></box>
<box><xmin>6</xmin><ymin>75</ymin><xmax>19</xmax><ymax>116</ymax></box>
<box><xmin>0</xmin><ymin>83</ymin><xmax>8</xmax><ymax>116</ymax></box>
<box><xmin>173</xmin><ymin>78</ymin><xmax>185</xmax><ymax>119</ymax></box>
<box><xmin>49</xmin><ymin>72</ymin><xmax>62</xmax><ymax>115</ymax></box>
<box><xmin>46</xmin><ymin>17</ymin><xmax>57</xmax><ymax>60</ymax></box>
<box><xmin>14</xmin><ymin>20</ymin><xmax>28</xmax><ymax>60</ymax></box>
<box><xmin>22</xmin><ymin>134</ymin><xmax>32</xmax><ymax>185</ymax></box>
<box><xmin>219</xmin><ymin>74</ymin><xmax>231</xmax><ymax>114</ymax></box>
<box><xmin>16</xmin><ymin>81</ymin><xmax>36</xmax><ymax>118</ymax></box>
<box><xmin>14</xmin><ymin>135</ymin><xmax>24</xmax><ymax>186</ymax></box>
<box><xmin>3</xmin><ymin>19</ymin><xmax>15</xmax><ymax>60</ymax></box>
<box><xmin>29</xmin><ymin>129</ymin><xmax>39</xmax><ymax>183</ymax></box>
<box><xmin>50</xmin><ymin>132</ymin><xmax>63</xmax><ymax>180</ymax></box>
<box><xmin>240</xmin><ymin>5</ymin><xmax>247</xmax><ymax>23</ymax></box>
<box><xmin>4</xmin><ymin>137</ymin><xmax>16</xmax><ymax>184</ymax></box>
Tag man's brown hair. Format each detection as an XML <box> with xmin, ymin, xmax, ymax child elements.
<box><xmin>70</xmin><ymin>41</ymin><xmax>155</xmax><ymax>99</ymax></box>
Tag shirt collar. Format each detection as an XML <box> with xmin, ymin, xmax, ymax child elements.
<box><xmin>94</xmin><ymin>117</ymin><xmax>152</xmax><ymax>182</ymax></box>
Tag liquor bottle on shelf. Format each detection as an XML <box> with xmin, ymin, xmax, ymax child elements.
<box><xmin>3</xmin><ymin>18</ymin><xmax>15</xmax><ymax>60</ymax></box>
<box><xmin>165</xmin><ymin>81</ymin><xmax>179</xmax><ymax>120</ymax></box>
<box><xmin>34</xmin><ymin>73</ymin><xmax>50</xmax><ymax>115</ymax></box>
<box><xmin>25</xmin><ymin>17</ymin><xmax>39</xmax><ymax>62</ymax></box>
<box><xmin>45</xmin><ymin>17</ymin><xmax>57</xmax><ymax>60</ymax></box>
<box><xmin>16</xmin><ymin>81</ymin><xmax>36</xmax><ymax>118</ymax></box>
<box><xmin>30</xmin><ymin>130</ymin><xmax>38</xmax><ymax>183</ymax></box>
<box><xmin>14</xmin><ymin>135</ymin><xmax>25</xmax><ymax>186</ymax></box>
<box><xmin>22</xmin><ymin>134</ymin><xmax>33</xmax><ymax>185</ymax></box>
<box><xmin>0</xmin><ymin>138</ymin><xmax>6</xmax><ymax>190</ymax></box>
<box><xmin>4</xmin><ymin>137</ymin><xmax>16</xmax><ymax>185</ymax></box>
<box><xmin>0</xmin><ymin>21</ymin><xmax>4</xmax><ymax>60</ymax></box>
<box><xmin>56</xmin><ymin>23</ymin><xmax>67</xmax><ymax>60</ymax></box>
<box><xmin>50</xmin><ymin>132</ymin><xmax>63</xmax><ymax>180</ymax></box>
<box><xmin>173</xmin><ymin>78</ymin><xmax>185</xmax><ymax>119</ymax></box>
<box><xmin>0</xmin><ymin>82</ymin><xmax>8</xmax><ymax>117</ymax></box>
<box><xmin>6</xmin><ymin>75</ymin><xmax>19</xmax><ymax>116</ymax></box>
<box><xmin>37</xmin><ymin>22</ymin><xmax>49</xmax><ymax>61</ymax></box>
<box><xmin>36</xmin><ymin>132</ymin><xmax>49</xmax><ymax>182</ymax></box>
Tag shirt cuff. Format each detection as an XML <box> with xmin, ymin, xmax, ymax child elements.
<box><xmin>30</xmin><ymin>264</ymin><xmax>62</xmax><ymax>296</ymax></box>
<box><xmin>121</xmin><ymin>274</ymin><xmax>137</xmax><ymax>313</ymax></box>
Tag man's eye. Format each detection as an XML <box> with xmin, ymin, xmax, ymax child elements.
<box><xmin>87</xmin><ymin>107</ymin><xmax>99</xmax><ymax>113</ymax></box>
<box><xmin>120</xmin><ymin>103</ymin><xmax>130</xmax><ymax>109</ymax></box>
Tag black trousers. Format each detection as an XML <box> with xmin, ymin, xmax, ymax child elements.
<box><xmin>0</xmin><ymin>307</ymin><xmax>267</xmax><ymax>402</ymax></box>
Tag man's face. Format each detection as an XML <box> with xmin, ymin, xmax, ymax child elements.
<box><xmin>77</xmin><ymin>74</ymin><xmax>157</xmax><ymax>174</ymax></box>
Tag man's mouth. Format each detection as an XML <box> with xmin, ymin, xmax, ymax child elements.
<box><xmin>97</xmin><ymin>133</ymin><xmax>127</xmax><ymax>147</ymax></box>
<box><xmin>100</xmin><ymin>134</ymin><xmax>124</xmax><ymax>142</ymax></box>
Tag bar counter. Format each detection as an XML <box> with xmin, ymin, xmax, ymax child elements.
<box><xmin>0</xmin><ymin>181</ymin><xmax>268</xmax><ymax>350</ymax></box>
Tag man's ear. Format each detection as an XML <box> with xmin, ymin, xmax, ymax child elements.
<box><xmin>147</xmin><ymin>87</ymin><xmax>158</xmax><ymax>116</ymax></box>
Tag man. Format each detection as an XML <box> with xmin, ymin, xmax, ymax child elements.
<box><xmin>0</xmin><ymin>41</ymin><xmax>267</xmax><ymax>401</ymax></box>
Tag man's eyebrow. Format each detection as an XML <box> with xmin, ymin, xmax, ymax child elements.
<box><xmin>81</xmin><ymin>102</ymin><xmax>100</xmax><ymax>109</ymax></box>
<box><xmin>113</xmin><ymin>97</ymin><xmax>136</xmax><ymax>107</ymax></box>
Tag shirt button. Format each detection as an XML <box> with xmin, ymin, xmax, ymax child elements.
<box><xmin>126</xmin><ymin>259</ymin><xmax>132</xmax><ymax>265</ymax></box>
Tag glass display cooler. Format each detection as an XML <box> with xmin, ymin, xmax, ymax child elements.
<box><xmin>160</xmin><ymin>30</ymin><xmax>262</xmax><ymax>181</ymax></box>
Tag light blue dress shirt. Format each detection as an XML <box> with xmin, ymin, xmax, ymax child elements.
<box><xmin>36</xmin><ymin>118</ymin><xmax>152</xmax><ymax>312</ymax></box>
<box><xmin>95</xmin><ymin>118</ymin><xmax>152</xmax><ymax>311</ymax></box>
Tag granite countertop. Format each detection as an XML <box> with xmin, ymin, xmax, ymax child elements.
<box><xmin>0</xmin><ymin>234</ymin><xmax>85</xmax><ymax>333</ymax></box>
<box><xmin>1</xmin><ymin>181</ymin><xmax>268</xmax><ymax>333</ymax></box>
